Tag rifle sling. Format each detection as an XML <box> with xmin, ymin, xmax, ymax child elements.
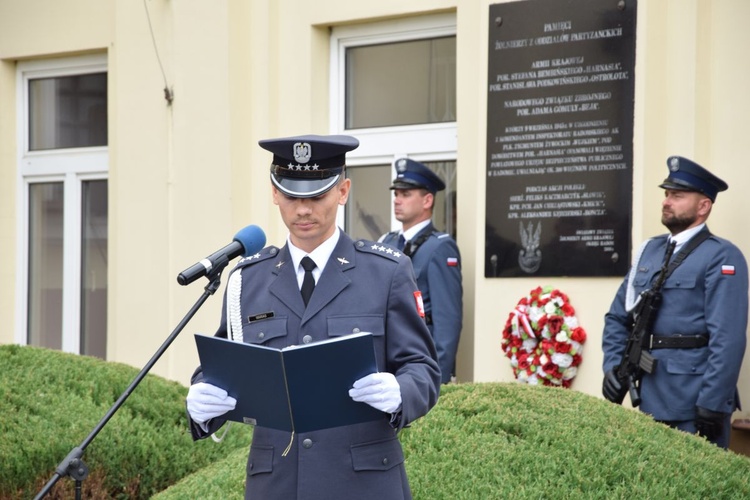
<box><xmin>404</xmin><ymin>232</ymin><xmax>432</xmax><ymax>258</ymax></box>
<box><xmin>661</xmin><ymin>227</ymin><xmax>712</xmax><ymax>281</ymax></box>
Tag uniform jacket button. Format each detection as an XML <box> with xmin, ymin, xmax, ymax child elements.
<box><xmin>352</xmin><ymin>327</ymin><xmax>361</xmax><ymax>333</ymax></box>
<box><xmin>302</xmin><ymin>438</ymin><xmax>313</xmax><ymax>449</ymax></box>
<box><xmin>302</xmin><ymin>335</ymin><xmax>313</xmax><ymax>344</ymax></box>
<box><xmin>382</xmin><ymin>457</ymin><xmax>389</xmax><ymax>465</ymax></box>
<box><xmin>258</xmin><ymin>332</ymin><xmax>265</xmax><ymax>340</ymax></box>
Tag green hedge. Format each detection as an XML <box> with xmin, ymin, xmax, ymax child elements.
<box><xmin>0</xmin><ymin>344</ymin><xmax>251</xmax><ymax>499</ymax></box>
<box><xmin>156</xmin><ymin>383</ymin><xmax>750</xmax><ymax>499</ymax></box>
<box><xmin>5</xmin><ymin>344</ymin><xmax>750</xmax><ymax>499</ymax></box>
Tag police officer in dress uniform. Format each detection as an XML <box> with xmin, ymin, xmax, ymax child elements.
<box><xmin>185</xmin><ymin>135</ymin><xmax>440</xmax><ymax>499</ymax></box>
<box><xmin>602</xmin><ymin>155</ymin><xmax>748</xmax><ymax>448</ymax></box>
<box><xmin>379</xmin><ymin>158</ymin><xmax>463</xmax><ymax>384</ymax></box>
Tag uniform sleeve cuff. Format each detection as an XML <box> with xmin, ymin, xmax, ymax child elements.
<box><xmin>389</xmin><ymin>404</ymin><xmax>403</xmax><ymax>428</ymax></box>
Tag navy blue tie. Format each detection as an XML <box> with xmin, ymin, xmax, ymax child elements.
<box><xmin>664</xmin><ymin>238</ymin><xmax>676</xmax><ymax>263</ymax></box>
<box><xmin>300</xmin><ymin>256</ymin><xmax>316</xmax><ymax>307</ymax></box>
<box><xmin>397</xmin><ymin>234</ymin><xmax>406</xmax><ymax>251</ymax></box>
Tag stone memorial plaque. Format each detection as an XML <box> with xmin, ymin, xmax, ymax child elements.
<box><xmin>485</xmin><ymin>0</ymin><xmax>637</xmax><ymax>277</ymax></box>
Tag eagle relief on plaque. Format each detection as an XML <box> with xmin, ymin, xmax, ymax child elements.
<box><xmin>518</xmin><ymin>221</ymin><xmax>542</xmax><ymax>274</ymax></box>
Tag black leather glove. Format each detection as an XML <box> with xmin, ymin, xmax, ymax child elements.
<box><xmin>602</xmin><ymin>369</ymin><xmax>627</xmax><ymax>403</ymax></box>
<box><xmin>695</xmin><ymin>406</ymin><xmax>726</xmax><ymax>442</ymax></box>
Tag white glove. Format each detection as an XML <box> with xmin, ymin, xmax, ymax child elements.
<box><xmin>349</xmin><ymin>372</ymin><xmax>402</xmax><ymax>413</ymax></box>
<box><xmin>186</xmin><ymin>382</ymin><xmax>237</xmax><ymax>424</ymax></box>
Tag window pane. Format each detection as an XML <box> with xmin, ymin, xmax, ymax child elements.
<box><xmin>346</xmin><ymin>161</ymin><xmax>457</xmax><ymax>240</ymax></box>
<box><xmin>28</xmin><ymin>72</ymin><xmax>108</xmax><ymax>151</ymax></box>
<box><xmin>80</xmin><ymin>180</ymin><xmax>108</xmax><ymax>359</ymax></box>
<box><xmin>345</xmin><ymin>36</ymin><xmax>456</xmax><ymax>129</ymax></box>
<box><xmin>28</xmin><ymin>183</ymin><xmax>64</xmax><ymax>349</ymax></box>
<box><xmin>346</xmin><ymin>165</ymin><xmax>392</xmax><ymax>240</ymax></box>
<box><xmin>425</xmin><ymin>161</ymin><xmax>457</xmax><ymax>239</ymax></box>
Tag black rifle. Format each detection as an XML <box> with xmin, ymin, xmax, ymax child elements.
<box><xmin>613</xmin><ymin>240</ymin><xmax>676</xmax><ymax>407</ymax></box>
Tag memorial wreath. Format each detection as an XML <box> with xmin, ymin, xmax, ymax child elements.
<box><xmin>501</xmin><ymin>286</ymin><xmax>586</xmax><ymax>388</ymax></box>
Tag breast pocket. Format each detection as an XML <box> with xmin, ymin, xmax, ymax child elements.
<box><xmin>243</xmin><ymin>317</ymin><xmax>288</xmax><ymax>344</ymax></box>
<box><xmin>662</xmin><ymin>277</ymin><xmax>697</xmax><ymax>290</ymax></box>
<box><xmin>632</xmin><ymin>268</ymin><xmax>652</xmax><ymax>288</ymax></box>
<box><xmin>327</xmin><ymin>314</ymin><xmax>385</xmax><ymax>338</ymax></box>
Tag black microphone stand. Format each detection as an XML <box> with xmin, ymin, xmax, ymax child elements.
<box><xmin>34</xmin><ymin>257</ymin><xmax>230</xmax><ymax>500</ymax></box>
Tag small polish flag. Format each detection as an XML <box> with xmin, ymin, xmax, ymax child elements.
<box><xmin>722</xmin><ymin>265</ymin><xmax>736</xmax><ymax>275</ymax></box>
<box><xmin>414</xmin><ymin>291</ymin><xmax>425</xmax><ymax>318</ymax></box>
<box><xmin>447</xmin><ymin>257</ymin><xmax>459</xmax><ymax>267</ymax></box>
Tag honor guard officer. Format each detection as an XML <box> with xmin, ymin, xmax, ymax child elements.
<box><xmin>380</xmin><ymin>158</ymin><xmax>463</xmax><ymax>384</ymax></box>
<box><xmin>185</xmin><ymin>134</ymin><xmax>440</xmax><ymax>499</ymax></box>
<box><xmin>602</xmin><ymin>155</ymin><xmax>748</xmax><ymax>448</ymax></box>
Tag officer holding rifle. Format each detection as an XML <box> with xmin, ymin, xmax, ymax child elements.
<box><xmin>602</xmin><ymin>156</ymin><xmax>748</xmax><ymax>448</ymax></box>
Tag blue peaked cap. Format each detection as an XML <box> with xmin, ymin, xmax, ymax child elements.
<box><xmin>390</xmin><ymin>158</ymin><xmax>446</xmax><ymax>194</ymax></box>
<box><xmin>260</xmin><ymin>134</ymin><xmax>359</xmax><ymax>198</ymax></box>
<box><xmin>658</xmin><ymin>155</ymin><xmax>728</xmax><ymax>202</ymax></box>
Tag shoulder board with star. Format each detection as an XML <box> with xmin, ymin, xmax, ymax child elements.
<box><xmin>355</xmin><ymin>239</ymin><xmax>405</xmax><ymax>261</ymax></box>
<box><xmin>233</xmin><ymin>246</ymin><xmax>280</xmax><ymax>270</ymax></box>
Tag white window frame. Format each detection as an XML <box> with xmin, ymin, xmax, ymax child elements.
<box><xmin>329</xmin><ymin>13</ymin><xmax>458</xmax><ymax>231</ymax></box>
<box><xmin>15</xmin><ymin>54</ymin><xmax>108</xmax><ymax>353</ymax></box>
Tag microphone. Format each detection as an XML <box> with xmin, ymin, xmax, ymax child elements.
<box><xmin>177</xmin><ymin>225</ymin><xmax>266</xmax><ymax>286</ymax></box>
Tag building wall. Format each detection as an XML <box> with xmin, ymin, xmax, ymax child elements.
<box><xmin>1</xmin><ymin>0</ymin><xmax>749</xmax><ymax>418</ymax></box>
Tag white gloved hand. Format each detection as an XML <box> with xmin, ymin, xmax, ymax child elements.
<box><xmin>186</xmin><ymin>382</ymin><xmax>237</xmax><ymax>424</ymax></box>
<box><xmin>349</xmin><ymin>372</ymin><xmax>402</xmax><ymax>413</ymax></box>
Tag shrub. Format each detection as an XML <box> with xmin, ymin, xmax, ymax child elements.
<box><xmin>0</xmin><ymin>344</ymin><xmax>251</xmax><ymax>499</ymax></box>
<box><xmin>155</xmin><ymin>383</ymin><xmax>750</xmax><ymax>499</ymax></box>
<box><xmin>6</xmin><ymin>343</ymin><xmax>750</xmax><ymax>499</ymax></box>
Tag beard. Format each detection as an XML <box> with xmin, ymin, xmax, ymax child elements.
<box><xmin>661</xmin><ymin>211</ymin><xmax>697</xmax><ymax>234</ymax></box>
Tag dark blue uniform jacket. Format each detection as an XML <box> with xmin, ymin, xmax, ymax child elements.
<box><xmin>189</xmin><ymin>232</ymin><xmax>440</xmax><ymax>500</ymax></box>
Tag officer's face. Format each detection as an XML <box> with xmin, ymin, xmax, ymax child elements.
<box><xmin>661</xmin><ymin>189</ymin><xmax>711</xmax><ymax>234</ymax></box>
<box><xmin>272</xmin><ymin>178</ymin><xmax>351</xmax><ymax>253</ymax></box>
<box><xmin>393</xmin><ymin>188</ymin><xmax>433</xmax><ymax>229</ymax></box>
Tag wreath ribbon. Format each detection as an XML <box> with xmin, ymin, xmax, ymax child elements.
<box><xmin>512</xmin><ymin>304</ymin><xmax>535</xmax><ymax>339</ymax></box>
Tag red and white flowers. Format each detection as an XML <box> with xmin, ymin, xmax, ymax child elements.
<box><xmin>501</xmin><ymin>286</ymin><xmax>587</xmax><ymax>388</ymax></box>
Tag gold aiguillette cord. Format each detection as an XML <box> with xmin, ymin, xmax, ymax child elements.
<box><xmin>280</xmin><ymin>354</ymin><xmax>295</xmax><ymax>457</ymax></box>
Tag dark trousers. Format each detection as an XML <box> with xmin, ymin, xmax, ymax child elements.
<box><xmin>657</xmin><ymin>414</ymin><xmax>732</xmax><ymax>449</ymax></box>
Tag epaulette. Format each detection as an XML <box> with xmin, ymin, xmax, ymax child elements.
<box><xmin>233</xmin><ymin>246</ymin><xmax>280</xmax><ymax>270</ymax></box>
<box><xmin>355</xmin><ymin>239</ymin><xmax>406</xmax><ymax>262</ymax></box>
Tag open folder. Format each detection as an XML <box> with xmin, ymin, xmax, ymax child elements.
<box><xmin>194</xmin><ymin>332</ymin><xmax>383</xmax><ymax>433</ymax></box>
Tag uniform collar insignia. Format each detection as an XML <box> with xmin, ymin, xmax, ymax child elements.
<box><xmin>276</xmin><ymin>260</ymin><xmax>285</xmax><ymax>269</ymax></box>
<box><xmin>337</xmin><ymin>257</ymin><xmax>349</xmax><ymax>265</ymax></box>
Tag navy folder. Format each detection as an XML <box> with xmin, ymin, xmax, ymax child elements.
<box><xmin>194</xmin><ymin>332</ymin><xmax>383</xmax><ymax>433</ymax></box>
